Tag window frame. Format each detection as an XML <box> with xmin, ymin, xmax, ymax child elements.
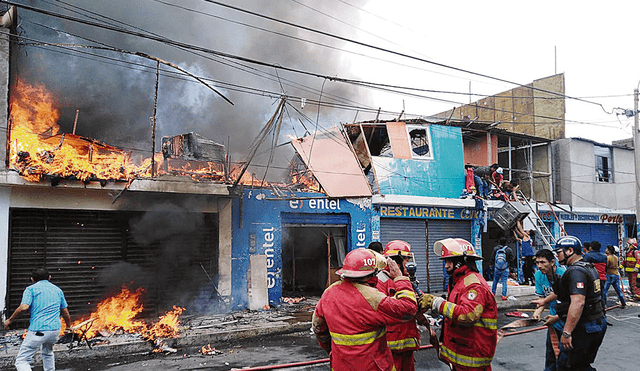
<box><xmin>594</xmin><ymin>145</ymin><xmax>613</xmax><ymax>183</ymax></box>
<box><xmin>405</xmin><ymin>124</ymin><xmax>434</xmax><ymax>160</ymax></box>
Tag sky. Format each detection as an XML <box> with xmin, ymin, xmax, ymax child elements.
<box><xmin>8</xmin><ymin>0</ymin><xmax>640</xmax><ymax>180</ymax></box>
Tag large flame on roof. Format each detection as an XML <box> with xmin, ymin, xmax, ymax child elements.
<box><xmin>8</xmin><ymin>80</ymin><xmax>321</xmax><ymax>191</ymax></box>
<box><xmin>8</xmin><ymin>80</ymin><xmax>156</xmax><ymax>182</ymax></box>
<box><xmin>64</xmin><ymin>287</ymin><xmax>185</xmax><ymax>341</ymax></box>
<box><xmin>9</xmin><ymin>80</ymin><xmax>237</xmax><ymax>183</ymax></box>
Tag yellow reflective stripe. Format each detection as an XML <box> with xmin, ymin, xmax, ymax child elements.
<box><xmin>330</xmin><ymin>328</ymin><xmax>386</xmax><ymax>346</ymax></box>
<box><xmin>625</xmin><ymin>257</ymin><xmax>636</xmax><ymax>261</ymax></box>
<box><xmin>442</xmin><ymin>301</ymin><xmax>456</xmax><ymax>320</ymax></box>
<box><xmin>474</xmin><ymin>317</ymin><xmax>498</xmax><ymax>330</ymax></box>
<box><xmin>394</xmin><ymin>289</ymin><xmax>417</xmax><ymax>302</ymax></box>
<box><xmin>625</xmin><ymin>268</ymin><xmax>635</xmax><ymax>272</ymax></box>
<box><xmin>388</xmin><ymin>337</ymin><xmax>420</xmax><ymax>351</ymax></box>
<box><xmin>440</xmin><ymin>345</ymin><xmax>493</xmax><ymax>367</ymax></box>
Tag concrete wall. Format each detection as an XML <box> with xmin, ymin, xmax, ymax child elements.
<box><xmin>463</xmin><ymin>133</ymin><xmax>498</xmax><ymax>166</ymax></box>
<box><xmin>552</xmin><ymin>138</ymin><xmax>634</xmax><ymax>209</ymax></box>
<box><xmin>0</xmin><ymin>28</ymin><xmax>8</xmax><ymax>169</ymax></box>
<box><xmin>433</xmin><ymin>74</ymin><xmax>565</xmax><ymax>140</ymax></box>
<box><xmin>373</xmin><ymin>125</ymin><xmax>465</xmax><ymax>198</ymax></box>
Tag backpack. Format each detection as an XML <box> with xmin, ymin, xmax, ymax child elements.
<box><xmin>495</xmin><ymin>246</ymin><xmax>508</xmax><ymax>270</ymax></box>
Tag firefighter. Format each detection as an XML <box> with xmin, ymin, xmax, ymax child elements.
<box><xmin>621</xmin><ymin>238</ymin><xmax>640</xmax><ymax>300</ymax></box>
<box><xmin>420</xmin><ymin>238</ymin><xmax>497</xmax><ymax>371</ymax></box>
<box><xmin>377</xmin><ymin>240</ymin><xmax>420</xmax><ymax>371</ymax></box>
<box><xmin>547</xmin><ymin>236</ymin><xmax>607</xmax><ymax>370</ymax></box>
<box><xmin>312</xmin><ymin>248</ymin><xmax>418</xmax><ymax>371</ymax></box>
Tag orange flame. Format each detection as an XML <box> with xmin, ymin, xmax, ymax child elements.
<box><xmin>65</xmin><ymin>287</ymin><xmax>185</xmax><ymax>341</ymax></box>
<box><xmin>199</xmin><ymin>343</ymin><xmax>218</xmax><ymax>355</ymax></box>
<box><xmin>9</xmin><ymin>80</ymin><xmax>322</xmax><ymax>191</ymax></box>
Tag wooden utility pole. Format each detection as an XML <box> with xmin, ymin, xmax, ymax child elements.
<box><xmin>151</xmin><ymin>61</ymin><xmax>159</xmax><ymax>177</ymax></box>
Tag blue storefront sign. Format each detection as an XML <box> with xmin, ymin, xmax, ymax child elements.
<box><xmin>232</xmin><ymin>190</ymin><xmax>372</xmax><ymax>309</ymax></box>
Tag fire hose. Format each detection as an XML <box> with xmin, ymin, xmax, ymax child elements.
<box><xmin>231</xmin><ymin>303</ymin><xmax>622</xmax><ymax>371</ymax></box>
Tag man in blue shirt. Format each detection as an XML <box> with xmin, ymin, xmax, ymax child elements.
<box><xmin>3</xmin><ymin>268</ymin><xmax>71</xmax><ymax>371</ymax></box>
<box><xmin>531</xmin><ymin>249</ymin><xmax>566</xmax><ymax>371</ymax></box>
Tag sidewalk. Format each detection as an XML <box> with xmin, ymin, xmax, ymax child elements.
<box><xmin>0</xmin><ymin>286</ymin><xmax>538</xmax><ymax>369</ymax></box>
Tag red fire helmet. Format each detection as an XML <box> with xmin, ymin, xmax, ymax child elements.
<box><xmin>434</xmin><ymin>238</ymin><xmax>483</xmax><ymax>260</ymax></box>
<box><xmin>336</xmin><ymin>248</ymin><xmax>380</xmax><ymax>279</ymax></box>
<box><xmin>384</xmin><ymin>240</ymin><xmax>412</xmax><ymax>257</ymax></box>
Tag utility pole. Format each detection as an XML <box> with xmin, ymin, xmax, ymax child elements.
<box><xmin>635</xmin><ymin>88</ymin><xmax>640</xmax><ymax>239</ymax></box>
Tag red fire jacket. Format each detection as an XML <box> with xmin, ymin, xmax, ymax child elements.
<box><xmin>312</xmin><ymin>276</ymin><xmax>417</xmax><ymax>371</ymax></box>
<box><xmin>436</xmin><ymin>266</ymin><xmax>497</xmax><ymax>370</ymax></box>
<box><xmin>622</xmin><ymin>248</ymin><xmax>640</xmax><ymax>272</ymax></box>
<box><xmin>376</xmin><ymin>271</ymin><xmax>421</xmax><ymax>355</ymax></box>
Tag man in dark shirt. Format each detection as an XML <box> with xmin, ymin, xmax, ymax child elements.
<box><xmin>490</xmin><ymin>237</ymin><xmax>514</xmax><ymax>300</ymax></box>
<box><xmin>473</xmin><ymin>163</ymin><xmax>498</xmax><ymax>199</ymax></box>
<box><xmin>546</xmin><ymin>236</ymin><xmax>606</xmax><ymax>370</ymax></box>
<box><xmin>583</xmin><ymin>241</ymin><xmax>607</xmax><ymax>305</ymax></box>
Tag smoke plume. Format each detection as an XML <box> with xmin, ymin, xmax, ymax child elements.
<box><xmin>13</xmin><ymin>0</ymin><xmax>372</xmax><ymax>180</ymax></box>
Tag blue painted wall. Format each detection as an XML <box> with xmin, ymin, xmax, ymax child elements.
<box><xmin>373</xmin><ymin>125</ymin><xmax>464</xmax><ymax>198</ymax></box>
<box><xmin>231</xmin><ymin>189</ymin><xmax>372</xmax><ymax>309</ymax></box>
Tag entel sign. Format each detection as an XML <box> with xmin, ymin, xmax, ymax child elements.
<box><xmin>289</xmin><ymin>199</ymin><xmax>341</xmax><ymax>210</ymax></box>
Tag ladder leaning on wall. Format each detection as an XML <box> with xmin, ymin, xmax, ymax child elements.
<box><xmin>515</xmin><ymin>190</ymin><xmax>556</xmax><ymax>250</ymax></box>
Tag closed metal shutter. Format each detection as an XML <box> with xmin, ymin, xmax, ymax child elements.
<box><xmin>8</xmin><ymin>208</ymin><xmax>218</xmax><ymax>325</ymax></box>
<box><xmin>426</xmin><ymin>220</ymin><xmax>472</xmax><ymax>293</ymax></box>
<box><xmin>564</xmin><ymin>223</ymin><xmax>618</xmax><ymax>252</ymax></box>
<box><xmin>563</xmin><ymin>223</ymin><xmax>591</xmax><ymax>245</ymax></box>
<box><xmin>380</xmin><ymin>218</ymin><xmax>428</xmax><ymax>292</ymax></box>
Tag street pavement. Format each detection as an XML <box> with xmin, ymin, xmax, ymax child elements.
<box><xmin>1</xmin><ymin>286</ymin><xmax>638</xmax><ymax>370</ymax></box>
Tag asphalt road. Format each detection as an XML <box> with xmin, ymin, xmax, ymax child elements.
<box><xmin>47</xmin><ymin>304</ymin><xmax>640</xmax><ymax>371</ymax></box>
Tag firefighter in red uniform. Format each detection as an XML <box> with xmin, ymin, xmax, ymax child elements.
<box><xmin>420</xmin><ymin>238</ymin><xmax>498</xmax><ymax>370</ymax></box>
<box><xmin>376</xmin><ymin>240</ymin><xmax>420</xmax><ymax>371</ymax></box>
<box><xmin>312</xmin><ymin>248</ymin><xmax>418</xmax><ymax>371</ymax></box>
<box><xmin>621</xmin><ymin>238</ymin><xmax>640</xmax><ymax>300</ymax></box>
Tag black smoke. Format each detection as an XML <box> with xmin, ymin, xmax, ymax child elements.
<box><xmin>11</xmin><ymin>0</ymin><xmax>373</xmax><ymax>180</ymax></box>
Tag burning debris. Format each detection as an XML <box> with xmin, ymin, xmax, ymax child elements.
<box><xmin>282</xmin><ymin>297</ymin><xmax>306</xmax><ymax>304</ymax></box>
<box><xmin>7</xmin><ymin>80</ymin><xmax>262</xmax><ymax>185</ymax></box>
<box><xmin>199</xmin><ymin>343</ymin><xmax>222</xmax><ymax>355</ymax></box>
<box><xmin>64</xmin><ymin>286</ymin><xmax>186</xmax><ymax>349</ymax></box>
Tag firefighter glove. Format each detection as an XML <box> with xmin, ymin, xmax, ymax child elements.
<box><xmin>419</xmin><ymin>294</ymin><xmax>436</xmax><ymax>312</ymax></box>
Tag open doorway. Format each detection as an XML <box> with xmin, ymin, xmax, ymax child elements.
<box><xmin>282</xmin><ymin>225</ymin><xmax>347</xmax><ymax>297</ymax></box>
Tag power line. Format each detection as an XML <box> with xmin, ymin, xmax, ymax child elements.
<box><xmin>6</xmin><ymin>0</ymin><xmax>615</xmax><ymax>115</ymax></box>
<box><xmin>200</xmin><ymin>0</ymin><xmax>613</xmax><ymax>112</ymax></box>
<box><xmin>10</xmin><ymin>6</ymin><xmax>627</xmax><ymax>132</ymax></box>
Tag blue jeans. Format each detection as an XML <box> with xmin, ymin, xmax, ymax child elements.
<box><xmin>16</xmin><ymin>330</ymin><xmax>59</xmax><ymax>371</ymax></box>
<box><xmin>474</xmin><ymin>175</ymin><xmax>489</xmax><ymax>197</ymax></box>
<box><xmin>492</xmin><ymin>268</ymin><xmax>508</xmax><ymax>297</ymax></box>
<box><xmin>553</xmin><ymin>318</ymin><xmax>606</xmax><ymax>371</ymax></box>
<box><xmin>603</xmin><ymin>274</ymin><xmax>626</xmax><ymax>306</ymax></box>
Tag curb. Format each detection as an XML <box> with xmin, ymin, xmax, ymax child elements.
<box><xmin>0</xmin><ymin>321</ymin><xmax>313</xmax><ymax>369</ymax></box>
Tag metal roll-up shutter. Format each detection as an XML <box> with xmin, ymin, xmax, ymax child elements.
<box><xmin>564</xmin><ymin>223</ymin><xmax>592</xmax><ymax>246</ymax></box>
<box><xmin>427</xmin><ymin>220</ymin><xmax>472</xmax><ymax>293</ymax></box>
<box><xmin>590</xmin><ymin>224</ymin><xmax>618</xmax><ymax>251</ymax></box>
<box><xmin>379</xmin><ymin>218</ymin><xmax>428</xmax><ymax>293</ymax></box>
<box><xmin>8</xmin><ymin>209</ymin><xmax>124</xmax><ymax>321</ymax></box>
<box><xmin>8</xmin><ymin>208</ymin><xmax>219</xmax><ymax>325</ymax></box>
<box><xmin>125</xmin><ymin>212</ymin><xmax>219</xmax><ymax>313</ymax></box>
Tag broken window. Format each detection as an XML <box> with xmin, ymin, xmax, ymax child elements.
<box><xmin>594</xmin><ymin>145</ymin><xmax>613</xmax><ymax>183</ymax></box>
<box><xmin>406</xmin><ymin>124</ymin><xmax>433</xmax><ymax>159</ymax></box>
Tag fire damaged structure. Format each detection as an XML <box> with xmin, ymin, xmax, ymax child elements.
<box><xmin>0</xmin><ymin>25</ymin><xmax>239</xmax><ymax>328</ymax></box>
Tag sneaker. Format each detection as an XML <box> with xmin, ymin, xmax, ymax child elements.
<box><xmin>501</xmin><ymin>296</ymin><xmax>508</xmax><ymax>301</ymax></box>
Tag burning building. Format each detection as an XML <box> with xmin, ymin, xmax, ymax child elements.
<box><xmin>0</xmin><ymin>25</ymin><xmax>236</xmax><ymax>328</ymax></box>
